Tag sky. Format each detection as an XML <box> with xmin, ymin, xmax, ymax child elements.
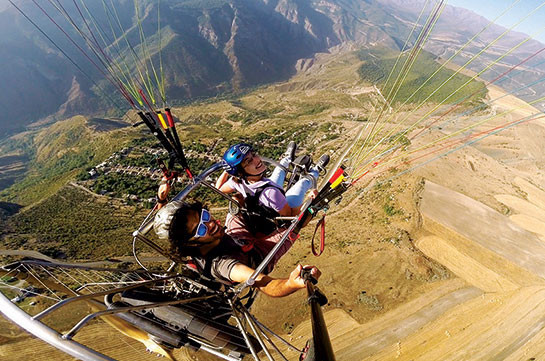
<box><xmin>448</xmin><ymin>0</ymin><xmax>545</xmax><ymax>43</ymax></box>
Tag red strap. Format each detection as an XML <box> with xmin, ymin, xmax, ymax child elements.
<box><xmin>311</xmin><ymin>215</ymin><xmax>326</xmax><ymax>256</ymax></box>
<box><xmin>289</xmin><ymin>232</ymin><xmax>300</xmax><ymax>242</ymax></box>
<box><xmin>186</xmin><ymin>259</ymin><xmax>198</xmax><ymax>271</ymax></box>
<box><xmin>241</xmin><ymin>242</ymin><xmax>254</xmax><ymax>252</ymax></box>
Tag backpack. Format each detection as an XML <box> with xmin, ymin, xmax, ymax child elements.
<box><xmin>242</xmin><ymin>183</ymin><xmax>286</xmax><ymax>236</ymax></box>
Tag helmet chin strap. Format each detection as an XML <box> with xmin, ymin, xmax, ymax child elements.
<box><xmin>241</xmin><ymin>167</ymin><xmax>267</xmax><ymax>180</ymax></box>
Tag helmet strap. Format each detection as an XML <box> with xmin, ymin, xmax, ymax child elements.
<box><xmin>240</xmin><ymin>167</ymin><xmax>266</xmax><ymax>181</ymax></box>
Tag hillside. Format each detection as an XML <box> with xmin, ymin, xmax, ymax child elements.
<box><xmin>1</xmin><ymin>0</ymin><xmax>544</xmax><ymax>140</ymax></box>
<box><xmin>0</xmin><ymin>116</ymin><xmax>135</xmax><ymax>205</ymax></box>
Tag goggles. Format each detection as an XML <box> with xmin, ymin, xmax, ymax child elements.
<box><xmin>193</xmin><ymin>208</ymin><xmax>211</xmax><ymax>238</ymax></box>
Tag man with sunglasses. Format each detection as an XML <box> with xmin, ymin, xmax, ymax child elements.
<box><xmin>154</xmin><ymin>201</ymin><xmax>320</xmax><ymax>297</ymax></box>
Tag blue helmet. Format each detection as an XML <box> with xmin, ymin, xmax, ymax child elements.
<box><xmin>222</xmin><ymin>143</ymin><xmax>253</xmax><ymax>175</ymax></box>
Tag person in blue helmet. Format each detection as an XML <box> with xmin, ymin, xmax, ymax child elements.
<box><xmin>215</xmin><ymin>142</ymin><xmax>329</xmax><ymax>237</ymax></box>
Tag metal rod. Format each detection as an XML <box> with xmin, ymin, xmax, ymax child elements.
<box><xmin>137</xmin><ymin>162</ymin><xmax>225</xmax><ymax>235</ymax></box>
<box><xmin>252</xmin><ymin>317</ymin><xmax>302</xmax><ymax>353</ymax></box>
<box><xmin>242</xmin><ymin>308</ymin><xmax>275</xmax><ymax>361</ymax></box>
<box><xmin>64</xmin><ymin>294</ymin><xmax>216</xmax><ymax>339</ymax></box>
<box><xmin>228</xmin><ymin>299</ymin><xmax>261</xmax><ymax>360</ymax></box>
<box><xmin>133</xmin><ymin>233</ymin><xmax>172</xmax><ymax>260</ymax></box>
<box><xmin>238</xmin><ymin>218</ymin><xmax>299</xmax><ymax>291</ymax></box>
<box><xmin>0</xmin><ymin>292</ymin><xmax>115</xmax><ymax>361</ymax></box>
<box><xmin>198</xmin><ymin>343</ymin><xmax>242</xmax><ymax>361</ymax></box>
<box><xmin>4</xmin><ymin>259</ymin><xmax>155</xmax><ymax>274</ymax></box>
<box><xmin>256</xmin><ymin>328</ymin><xmax>290</xmax><ymax>361</ymax></box>
<box><xmin>200</xmin><ymin>180</ymin><xmax>242</xmax><ymax>208</ymax></box>
<box><xmin>33</xmin><ymin>275</ymin><xmax>178</xmax><ymax>320</ymax></box>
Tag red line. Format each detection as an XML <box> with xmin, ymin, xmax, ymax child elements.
<box><xmin>411</xmin><ymin>45</ymin><xmax>545</xmax><ymax>140</ymax></box>
<box><xmin>386</xmin><ymin>114</ymin><xmax>545</xmax><ymax>175</ymax></box>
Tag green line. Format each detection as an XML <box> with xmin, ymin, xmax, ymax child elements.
<box><xmin>352</xmin><ymin>1</ymin><xmax>545</xmax><ymax>172</ymax></box>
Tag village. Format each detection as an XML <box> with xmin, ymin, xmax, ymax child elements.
<box><xmin>78</xmin><ymin>144</ymin><xmax>219</xmax><ymax>205</ymax></box>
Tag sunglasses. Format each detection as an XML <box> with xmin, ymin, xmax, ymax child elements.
<box><xmin>193</xmin><ymin>208</ymin><xmax>211</xmax><ymax>238</ymax></box>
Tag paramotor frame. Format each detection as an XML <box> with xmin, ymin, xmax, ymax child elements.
<box><xmin>0</xmin><ymin>159</ymin><xmax>336</xmax><ymax>361</ymax></box>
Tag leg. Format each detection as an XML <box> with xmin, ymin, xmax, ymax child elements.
<box><xmin>269</xmin><ymin>141</ymin><xmax>297</xmax><ymax>187</ymax></box>
<box><xmin>269</xmin><ymin>157</ymin><xmax>290</xmax><ymax>187</ymax></box>
<box><xmin>285</xmin><ymin>154</ymin><xmax>329</xmax><ymax>207</ymax></box>
<box><xmin>285</xmin><ymin>169</ymin><xmax>319</xmax><ymax>207</ymax></box>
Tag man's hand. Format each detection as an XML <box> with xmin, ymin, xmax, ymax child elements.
<box><xmin>287</xmin><ymin>264</ymin><xmax>321</xmax><ymax>289</ymax></box>
<box><xmin>157</xmin><ymin>177</ymin><xmax>171</xmax><ymax>209</ymax></box>
<box><xmin>230</xmin><ymin>263</ymin><xmax>321</xmax><ymax>297</ymax></box>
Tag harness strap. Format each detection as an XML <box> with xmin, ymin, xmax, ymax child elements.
<box><xmin>241</xmin><ymin>241</ymin><xmax>255</xmax><ymax>252</ymax></box>
<box><xmin>311</xmin><ymin>215</ymin><xmax>326</xmax><ymax>256</ymax></box>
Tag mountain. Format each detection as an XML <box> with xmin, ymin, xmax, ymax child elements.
<box><xmin>0</xmin><ymin>0</ymin><xmax>544</xmax><ymax>139</ymax></box>
<box><xmin>377</xmin><ymin>0</ymin><xmax>545</xmax><ymax>110</ymax></box>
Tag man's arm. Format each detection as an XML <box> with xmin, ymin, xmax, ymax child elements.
<box><xmin>229</xmin><ymin>263</ymin><xmax>320</xmax><ymax>297</ymax></box>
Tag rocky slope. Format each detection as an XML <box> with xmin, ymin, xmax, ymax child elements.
<box><xmin>3</xmin><ymin>0</ymin><xmax>544</xmax><ymax>138</ymax></box>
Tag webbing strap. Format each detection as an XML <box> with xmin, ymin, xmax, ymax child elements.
<box><xmin>311</xmin><ymin>215</ymin><xmax>326</xmax><ymax>256</ymax></box>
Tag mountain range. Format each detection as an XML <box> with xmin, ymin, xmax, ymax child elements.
<box><xmin>0</xmin><ymin>0</ymin><xmax>544</xmax><ymax>139</ymax></box>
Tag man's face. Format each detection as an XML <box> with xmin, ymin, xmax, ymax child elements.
<box><xmin>241</xmin><ymin>151</ymin><xmax>266</xmax><ymax>176</ymax></box>
<box><xmin>186</xmin><ymin>209</ymin><xmax>224</xmax><ymax>247</ymax></box>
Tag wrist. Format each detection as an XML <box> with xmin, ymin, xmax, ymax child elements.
<box><xmin>157</xmin><ymin>197</ymin><xmax>168</xmax><ymax>205</ymax></box>
<box><xmin>285</xmin><ymin>277</ymin><xmax>303</xmax><ymax>290</ymax></box>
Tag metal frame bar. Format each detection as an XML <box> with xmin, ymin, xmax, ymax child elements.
<box><xmin>33</xmin><ymin>275</ymin><xmax>179</xmax><ymax>320</ymax></box>
<box><xmin>64</xmin><ymin>294</ymin><xmax>217</xmax><ymax>339</ymax></box>
<box><xmin>228</xmin><ymin>299</ymin><xmax>261</xmax><ymax>360</ymax></box>
<box><xmin>2</xmin><ymin>260</ymin><xmax>158</xmax><ymax>275</ymax></box>
<box><xmin>0</xmin><ymin>291</ymin><xmax>115</xmax><ymax>361</ymax></box>
<box><xmin>250</xmin><ymin>315</ymin><xmax>302</xmax><ymax>353</ymax></box>
<box><xmin>135</xmin><ymin>162</ymin><xmax>226</xmax><ymax>236</ymax></box>
<box><xmin>198</xmin><ymin>344</ymin><xmax>243</xmax><ymax>361</ymax></box>
<box><xmin>237</xmin><ymin>215</ymin><xmax>301</xmax><ymax>291</ymax></box>
<box><xmin>242</xmin><ymin>308</ymin><xmax>275</xmax><ymax>361</ymax></box>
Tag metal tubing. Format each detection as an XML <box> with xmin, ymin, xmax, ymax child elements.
<box><xmin>64</xmin><ymin>295</ymin><xmax>216</xmax><ymax>340</ymax></box>
<box><xmin>239</xmin><ymin>218</ymin><xmax>299</xmax><ymax>290</ymax></box>
<box><xmin>4</xmin><ymin>259</ymin><xmax>155</xmax><ymax>274</ymax></box>
<box><xmin>228</xmin><ymin>299</ymin><xmax>261</xmax><ymax>360</ymax></box>
<box><xmin>200</xmin><ymin>180</ymin><xmax>243</xmax><ymax>207</ymax></box>
<box><xmin>0</xmin><ymin>292</ymin><xmax>115</xmax><ymax>361</ymax></box>
<box><xmin>242</xmin><ymin>309</ymin><xmax>275</xmax><ymax>361</ymax></box>
<box><xmin>137</xmin><ymin>162</ymin><xmax>225</xmax><ymax>235</ymax></box>
<box><xmin>198</xmin><ymin>344</ymin><xmax>242</xmax><ymax>361</ymax></box>
<box><xmin>251</xmin><ymin>317</ymin><xmax>301</xmax><ymax>353</ymax></box>
<box><xmin>133</xmin><ymin>233</ymin><xmax>172</xmax><ymax>260</ymax></box>
<box><xmin>33</xmin><ymin>275</ymin><xmax>178</xmax><ymax>320</ymax></box>
<box><xmin>249</xmin><ymin>324</ymin><xmax>289</xmax><ymax>361</ymax></box>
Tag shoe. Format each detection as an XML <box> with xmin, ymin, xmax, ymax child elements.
<box><xmin>315</xmin><ymin>154</ymin><xmax>330</xmax><ymax>173</ymax></box>
<box><xmin>284</xmin><ymin>141</ymin><xmax>297</xmax><ymax>162</ymax></box>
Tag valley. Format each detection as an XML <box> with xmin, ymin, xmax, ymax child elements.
<box><xmin>0</xmin><ymin>15</ymin><xmax>544</xmax><ymax>360</ymax></box>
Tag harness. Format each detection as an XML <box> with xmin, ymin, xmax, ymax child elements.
<box><xmin>242</xmin><ymin>183</ymin><xmax>287</xmax><ymax>236</ymax></box>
